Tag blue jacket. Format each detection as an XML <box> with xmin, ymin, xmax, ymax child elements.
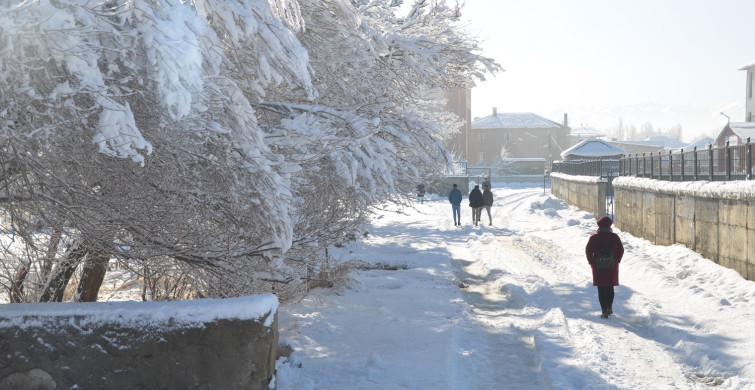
<box><xmin>448</xmin><ymin>188</ymin><xmax>462</xmax><ymax>205</ymax></box>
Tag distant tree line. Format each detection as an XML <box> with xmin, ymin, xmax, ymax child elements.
<box><xmin>608</xmin><ymin>118</ymin><xmax>684</xmax><ymax>142</ymax></box>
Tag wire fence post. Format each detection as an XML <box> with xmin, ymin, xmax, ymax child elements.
<box><xmin>649</xmin><ymin>152</ymin><xmax>654</xmax><ymax>178</ymax></box>
<box><xmin>708</xmin><ymin>144</ymin><xmax>714</xmax><ymax>181</ymax></box>
<box><xmin>669</xmin><ymin>150</ymin><xmax>674</xmax><ymax>181</ymax></box>
<box><xmin>680</xmin><ymin>148</ymin><xmax>685</xmax><ymax>180</ymax></box>
<box><xmin>747</xmin><ymin>137</ymin><xmax>752</xmax><ymax>180</ymax></box>
<box><xmin>693</xmin><ymin>146</ymin><xmax>699</xmax><ymax>181</ymax></box>
<box><xmin>726</xmin><ymin>140</ymin><xmax>732</xmax><ymax>181</ymax></box>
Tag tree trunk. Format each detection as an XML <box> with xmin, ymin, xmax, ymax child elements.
<box><xmin>41</xmin><ymin>227</ymin><xmax>63</xmax><ymax>281</ymax></box>
<box><xmin>75</xmin><ymin>251</ymin><xmax>110</xmax><ymax>302</ymax></box>
<box><xmin>39</xmin><ymin>242</ymin><xmax>86</xmax><ymax>302</ymax></box>
<box><xmin>10</xmin><ymin>266</ymin><xmax>28</xmax><ymax>303</ymax></box>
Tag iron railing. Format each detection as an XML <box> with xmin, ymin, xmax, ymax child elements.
<box><xmin>551</xmin><ymin>139</ymin><xmax>755</xmax><ymax>182</ymax></box>
<box><xmin>619</xmin><ymin>139</ymin><xmax>754</xmax><ymax>181</ymax></box>
<box><xmin>550</xmin><ymin>158</ymin><xmax>616</xmax><ymax>218</ymax></box>
<box><xmin>551</xmin><ymin>159</ymin><xmax>620</xmax><ymax>177</ymax></box>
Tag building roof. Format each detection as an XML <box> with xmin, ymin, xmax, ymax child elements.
<box><xmin>569</xmin><ymin>126</ymin><xmax>605</xmax><ymax>139</ymax></box>
<box><xmin>561</xmin><ymin>138</ymin><xmax>626</xmax><ymax>160</ymax></box>
<box><xmin>676</xmin><ymin>137</ymin><xmax>713</xmax><ymax>152</ymax></box>
<box><xmin>728</xmin><ymin>122</ymin><xmax>755</xmax><ymax>140</ymax></box>
<box><xmin>472</xmin><ymin>112</ymin><xmax>566</xmax><ymax>129</ymax></box>
<box><xmin>622</xmin><ymin>136</ymin><xmax>686</xmax><ymax>149</ymax></box>
<box><xmin>738</xmin><ymin>60</ymin><xmax>755</xmax><ymax>70</ymax></box>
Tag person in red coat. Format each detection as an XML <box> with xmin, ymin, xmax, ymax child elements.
<box><xmin>585</xmin><ymin>216</ymin><xmax>624</xmax><ymax>318</ymax></box>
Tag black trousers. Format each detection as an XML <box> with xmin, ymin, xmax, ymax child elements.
<box><xmin>597</xmin><ymin>286</ymin><xmax>614</xmax><ymax>311</ymax></box>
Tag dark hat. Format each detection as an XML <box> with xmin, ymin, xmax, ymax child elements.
<box><xmin>597</xmin><ymin>216</ymin><xmax>612</xmax><ymax>228</ymax></box>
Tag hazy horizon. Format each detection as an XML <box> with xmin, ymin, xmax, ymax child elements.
<box><xmin>462</xmin><ymin>0</ymin><xmax>754</xmax><ymax>141</ymax></box>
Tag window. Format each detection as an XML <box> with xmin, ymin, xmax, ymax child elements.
<box><xmin>504</xmin><ymin>133</ymin><xmax>510</xmax><ymax>143</ymax></box>
<box><xmin>478</xmin><ymin>152</ymin><xmax>484</xmax><ymax>163</ymax></box>
<box><xmin>750</xmin><ymin>71</ymin><xmax>754</xmax><ymax>99</ymax></box>
<box><xmin>478</xmin><ymin>132</ymin><xmax>485</xmax><ymax>142</ymax></box>
<box><xmin>748</xmin><ymin>112</ymin><xmax>752</xmax><ymax>122</ymax></box>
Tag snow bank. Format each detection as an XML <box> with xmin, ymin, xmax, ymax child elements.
<box><xmin>0</xmin><ymin>294</ymin><xmax>279</xmax><ymax>329</ymax></box>
<box><xmin>614</xmin><ymin>176</ymin><xmax>755</xmax><ymax>200</ymax></box>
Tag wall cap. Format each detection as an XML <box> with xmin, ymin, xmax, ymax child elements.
<box><xmin>613</xmin><ymin>177</ymin><xmax>755</xmax><ymax>201</ymax></box>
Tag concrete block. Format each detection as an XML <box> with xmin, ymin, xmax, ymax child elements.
<box><xmin>695</xmin><ymin>219</ymin><xmax>719</xmax><ymax>262</ymax></box>
<box><xmin>728</xmin><ymin>259</ymin><xmax>748</xmax><ymax>280</ymax></box>
<box><xmin>721</xmin><ymin>199</ymin><xmax>747</xmax><ymax>227</ymax></box>
<box><xmin>0</xmin><ymin>297</ymin><xmax>278</xmax><ymax>390</ymax></box>
<box><xmin>643</xmin><ymin>192</ymin><xmax>656</xmax><ymax>240</ymax></box>
<box><xmin>654</xmin><ymin>195</ymin><xmax>674</xmax><ymax>245</ymax></box>
<box><xmin>695</xmin><ymin>198</ymin><xmax>718</xmax><ymax>223</ymax></box>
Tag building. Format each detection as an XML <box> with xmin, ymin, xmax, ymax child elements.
<box><xmin>561</xmin><ymin>138</ymin><xmax>626</xmax><ymax>161</ymax></box>
<box><xmin>740</xmin><ymin>60</ymin><xmax>755</xmax><ymax>122</ymax></box>
<box><xmin>469</xmin><ymin>109</ymin><xmax>570</xmax><ymax>166</ymax></box>
<box><xmin>444</xmin><ymin>86</ymin><xmax>472</xmax><ymax>160</ymax></box>
<box><xmin>714</xmin><ymin>122</ymin><xmax>755</xmax><ymax>146</ymax></box>
<box><xmin>605</xmin><ymin>140</ymin><xmax>664</xmax><ymax>156</ymax></box>
<box><xmin>674</xmin><ymin>137</ymin><xmax>714</xmax><ymax>153</ymax></box>
<box><xmin>568</xmin><ymin>125</ymin><xmax>605</xmax><ymax>145</ymax></box>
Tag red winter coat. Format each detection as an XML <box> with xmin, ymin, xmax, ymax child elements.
<box><xmin>585</xmin><ymin>229</ymin><xmax>624</xmax><ymax>286</ymax></box>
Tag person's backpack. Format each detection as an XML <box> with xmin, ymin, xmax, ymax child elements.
<box><xmin>595</xmin><ymin>245</ymin><xmax>615</xmax><ymax>269</ymax></box>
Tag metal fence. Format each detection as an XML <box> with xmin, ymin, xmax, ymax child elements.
<box><xmin>619</xmin><ymin>139</ymin><xmax>754</xmax><ymax>181</ymax></box>
<box><xmin>551</xmin><ymin>159</ymin><xmax>620</xmax><ymax>177</ymax></box>
<box><xmin>550</xmin><ymin>139</ymin><xmax>755</xmax><ymax>182</ymax></box>
<box><xmin>550</xmin><ymin>158</ymin><xmax>617</xmax><ymax>218</ymax></box>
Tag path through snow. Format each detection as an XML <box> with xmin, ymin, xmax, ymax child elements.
<box><xmin>277</xmin><ymin>184</ymin><xmax>755</xmax><ymax>389</ymax></box>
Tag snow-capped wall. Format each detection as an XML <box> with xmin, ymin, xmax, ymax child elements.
<box><xmin>613</xmin><ymin>178</ymin><xmax>754</xmax><ymax>281</ymax></box>
<box><xmin>0</xmin><ymin>295</ymin><xmax>279</xmax><ymax>389</ymax></box>
<box><xmin>550</xmin><ymin>172</ymin><xmax>608</xmax><ymax>218</ymax></box>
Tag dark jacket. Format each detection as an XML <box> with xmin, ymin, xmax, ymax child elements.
<box><xmin>482</xmin><ymin>188</ymin><xmax>493</xmax><ymax>207</ymax></box>
<box><xmin>468</xmin><ymin>186</ymin><xmax>483</xmax><ymax>208</ymax></box>
<box><xmin>585</xmin><ymin>228</ymin><xmax>624</xmax><ymax>286</ymax></box>
<box><xmin>448</xmin><ymin>188</ymin><xmax>462</xmax><ymax>205</ymax></box>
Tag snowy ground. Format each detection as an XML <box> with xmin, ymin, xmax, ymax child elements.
<box><xmin>276</xmin><ymin>183</ymin><xmax>755</xmax><ymax>389</ymax></box>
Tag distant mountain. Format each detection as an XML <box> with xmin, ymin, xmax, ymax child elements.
<box><xmin>544</xmin><ymin>101</ymin><xmax>745</xmax><ymax>142</ymax></box>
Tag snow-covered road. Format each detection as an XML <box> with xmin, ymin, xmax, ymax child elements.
<box><xmin>277</xmin><ymin>184</ymin><xmax>755</xmax><ymax>389</ymax></box>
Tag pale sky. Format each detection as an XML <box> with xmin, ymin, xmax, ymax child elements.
<box><xmin>461</xmin><ymin>0</ymin><xmax>755</xmax><ymax>140</ymax></box>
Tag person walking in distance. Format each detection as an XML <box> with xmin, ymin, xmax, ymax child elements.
<box><xmin>585</xmin><ymin>216</ymin><xmax>625</xmax><ymax>318</ymax></box>
<box><xmin>482</xmin><ymin>184</ymin><xmax>494</xmax><ymax>226</ymax></box>
<box><xmin>448</xmin><ymin>184</ymin><xmax>462</xmax><ymax>226</ymax></box>
<box><xmin>468</xmin><ymin>184</ymin><xmax>484</xmax><ymax>226</ymax></box>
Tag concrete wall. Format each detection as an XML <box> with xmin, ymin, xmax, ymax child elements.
<box><xmin>613</xmin><ymin>178</ymin><xmax>755</xmax><ymax>281</ymax></box>
<box><xmin>0</xmin><ymin>295</ymin><xmax>278</xmax><ymax>390</ymax></box>
<box><xmin>550</xmin><ymin>173</ymin><xmax>607</xmax><ymax>218</ymax></box>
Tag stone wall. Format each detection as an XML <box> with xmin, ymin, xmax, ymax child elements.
<box><xmin>0</xmin><ymin>295</ymin><xmax>279</xmax><ymax>390</ymax></box>
<box><xmin>613</xmin><ymin>177</ymin><xmax>755</xmax><ymax>281</ymax></box>
<box><xmin>550</xmin><ymin>173</ymin><xmax>607</xmax><ymax>219</ymax></box>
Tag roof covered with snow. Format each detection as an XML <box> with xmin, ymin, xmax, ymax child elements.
<box><xmin>643</xmin><ymin>136</ymin><xmax>687</xmax><ymax>149</ymax></box>
<box><xmin>728</xmin><ymin>122</ymin><xmax>755</xmax><ymax>140</ymax></box>
<box><xmin>738</xmin><ymin>60</ymin><xmax>755</xmax><ymax>70</ymax></box>
<box><xmin>677</xmin><ymin>137</ymin><xmax>714</xmax><ymax>152</ymax></box>
<box><xmin>472</xmin><ymin>112</ymin><xmax>566</xmax><ymax>129</ymax></box>
<box><xmin>560</xmin><ymin>138</ymin><xmax>627</xmax><ymax>160</ymax></box>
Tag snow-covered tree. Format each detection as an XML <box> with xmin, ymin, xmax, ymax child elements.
<box><xmin>0</xmin><ymin>0</ymin><xmax>498</xmax><ymax>302</ymax></box>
